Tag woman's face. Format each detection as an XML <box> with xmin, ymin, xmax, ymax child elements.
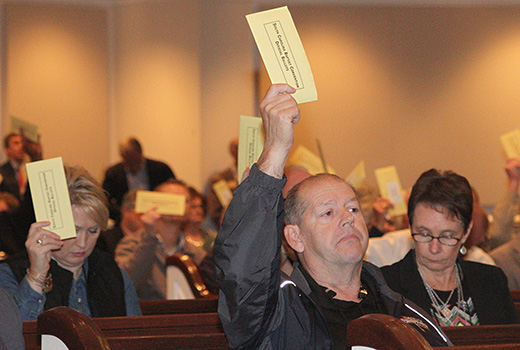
<box><xmin>187</xmin><ymin>197</ymin><xmax>205</xmax><ymax>224</ymax></box>
<box><xmin>412</xmin><ymin>203</ymin><xmax>470</xmax><ymax>274</ymax></box>
<box><xmin>52</xmin><ymin>205</ymin><xmax>100</xmax><ymax>272</ymax></box>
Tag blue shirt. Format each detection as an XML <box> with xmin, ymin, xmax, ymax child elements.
<box><xmin>0</xmin><ymin>261</ymin><xmax>142</xmax><ymax>321</ymax></box>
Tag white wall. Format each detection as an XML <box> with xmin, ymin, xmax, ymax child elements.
<box><xmin>112</xmin><ymin>0</ymin><xmax>202</xmax><ymax>187</ymax></box>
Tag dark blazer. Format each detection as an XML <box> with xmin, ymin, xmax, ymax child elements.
<box><xmin>381</xmin><ymin>249</ymin><xmax>518</xmax><ymax>325</ymax></box>
<box><xmin>102</xmin><ymin>158</ymin><xmax>175</xmax><ymax>221</ymax></box>
<box><xmin>0</xmin><ymin>162</ymin><xmax>21</xmax><ymax>200</ymax></box>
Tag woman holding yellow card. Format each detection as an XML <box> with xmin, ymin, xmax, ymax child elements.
<box><xmin>0</xmin><ymin>165</ymin><xmax>141</xmax><ymax>320</ymax></box>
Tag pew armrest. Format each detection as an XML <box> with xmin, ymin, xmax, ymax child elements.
<box><xmin>347</xmin><ymin>313</ymin><xmax>433</xmax><ymax>350</ymax></box>
<box><xmin>37</xmin><ymin>306</ymin><xmax>111</xmax><ymax>350</ymax></box>
<box><xmin>165</xmin><ymin>253</ymin><xmax>217</xmax><ymax>299</ymax></box>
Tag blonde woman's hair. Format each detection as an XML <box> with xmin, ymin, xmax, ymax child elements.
<box><xmin>65</xmin><ymin>165</ymin><xmax>109</xmax><ymax>230</ymax></box>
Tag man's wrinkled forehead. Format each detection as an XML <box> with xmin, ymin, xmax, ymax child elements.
<box><xmin>299</xmin><ymin>175</ymin><xmax>358</xmax><ymax>208</ymax></box>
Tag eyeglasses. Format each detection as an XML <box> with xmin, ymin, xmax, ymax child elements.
<box><xmin>411</xmin><ymin>233</ymin><xmax>461</xmax><ymax>246</ymax></box>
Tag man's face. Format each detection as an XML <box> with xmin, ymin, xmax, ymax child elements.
<box><xmin>157</xmin><ymin>183</ymin><xmax>189</xmax><ymax>223</ymax></box>
<box><xmin>294</xmin><ymin>177</ymin><xmax>369</xmax><ymax>267</ymax></box>
<box><xmin>5</xmin><ymin>135</ymin><xmax>25</xmax><ymax>163</ymax></box>
<box><xmin>122</xmin><ymin>149</ymin><xmax>143</xmax><ymax>173</ymax></box>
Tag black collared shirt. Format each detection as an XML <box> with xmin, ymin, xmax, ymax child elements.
<box><xmin>299</xmin><ymin>265</ymin><xmax>387</xmax><ymax>350</ymax></box>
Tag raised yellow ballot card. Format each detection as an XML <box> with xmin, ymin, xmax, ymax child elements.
<box><xmin>135</xmin><ymin>190</ymin><xmax>186</xmax><ymax>216</ymax></box>
<box><xmin>374</xmin><ymin>166</ymin><xmax>407</xmax><ymax>217</ymax></box>
<box><xmin>26</xmin><ymin>157</ymin><xmax>76</xmax><ymax>240</ymax></box>
<box><xmin>11</xmin><ymin>116</ymin><xmax>38</xmax><ymax>143</ymax></box>
<box><xmin>500</xmin><ymin>129</ymin><xmax>520</xmax><ymax>159</ymax></box>
<box><xmin>238</xmin><ymin>115</ymin><xmax>265</xmax><ymax>183</ymax></box>
<box><xmin>346</xmin><ymin>161</ymin><xmax>366</xmax><ymax>189</ymax></box>
<box><xmin>289</xmin><ymin>145</ymin><xmax>336</xmax><ymax>175</ymax></box>
<box><xmin>212</xmin><ymin>179</ymin><xmax>233</xmax><ymax>207</ymax></box>
<box><xmin>246</xmin><ymin>6</ymin><xmax>317</xmax><ymax>104</ymax></box>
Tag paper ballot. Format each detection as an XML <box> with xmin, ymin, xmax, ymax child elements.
<box><xmin>346</xmin><ymin>161</ymin><xmax>366</xmax><ymax>189</ymax></box>
<box><xmin>374</xmin><ymin>166</ymin><xmax>407</xmax><ymax>217</ymax></box>
<box><xmin>135</xmin><ymin>190</ymin><xmax>186</xmax><ymax>216</ymax></box>
<box><xmin>246</xmin><ymin>6</ymin><xmax>317</xmax><ymax>103</ymax></box>
<box><xmin>238</xmin><ymin>115</ymin><xmax>265</xmax><ymax>183</ymax></box>
<box><xmin>501</xmin><ymin>129</ymin><xmax>520</xmax><ymax>159</ymax></box>
<box><xmin>26</xmin><ymin>157</ymin><xmax>76</xmax><ymax>240</ymax></box>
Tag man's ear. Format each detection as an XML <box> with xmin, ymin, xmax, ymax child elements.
<box><xmin>284</xmin><ymin>224</ymin><xmax>304</xmax><ymax>253</ymax></box>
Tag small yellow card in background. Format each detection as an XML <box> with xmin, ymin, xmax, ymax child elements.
<box><xmin>212</xmin><ymin>180</ymin><xmax>233</xmax><ymax>207</ymax></box>
<box><xmin>135</xmin><ymin>190</ymin><xmax>186</xmax><ymax>216</ymax></box>
<box><xmin>289</xmin><ymin>145</ymin><xmax>336</xmax><ymax>175</ymax></box>
<box><xmin>346</xmin><ymin>161</ymin><xmax>366</xmax><ymax>189</ymax></box>
<box><xmin>238</xmin><ymin>115</ymin><xmax>265</xmax><ymax>183</ymax></box>
<box><xmin>500</xmin><ymin>129</ymin><xmax>520</xmax><ymax>159</ymax></box>
<box><xmin>26</xmin><ymin>157</ymin><xmax>76</xmax><ymax>240</ymax></box>
<box><xmin>374</xmin><ymin>166</ymin><xmax>407</xmax><ymax>217</ymax></box>
<box><xmin>246</xmin><ymin>6</ymin><xmax>317</xmax><ymax>104</ymax></box>
<box><xmin>11</xmin><ymin>116</ymin><xmax>38</xmax><ymax>143</ymax></box>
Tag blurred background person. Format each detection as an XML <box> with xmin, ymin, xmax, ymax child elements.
<box><xmin>103</xmin><ymin>137</ymin><xmax>175</xmax><ymax>223</ymax></box>
<box><xmin>205</xmin><ymin>138</ymin><xmax>238</xmax><ymax>229</ymax></box>
<box><xmin>115</xmin><ymin>179</ymin><xmax>189</xmax><ymax>300</ymax></box>
<box><xmin>96</xmin><ymin>189</ymin><xmax>143</xmax><ymax>257</ymax></box>
<box><xmin>183</xmin><ymin>187</ymin><xmax>216</xmax><ymax>265</ymax></box>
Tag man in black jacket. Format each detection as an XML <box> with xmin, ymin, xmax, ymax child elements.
<box><xmin>214</xmin><ymin>84</ymin><xmax>451</xmax><ymax>349</ymax></box>
<box><xmin>102</xmin><ymin>137</ymin><xmax>175</xmax><ymax>222</ymax></box>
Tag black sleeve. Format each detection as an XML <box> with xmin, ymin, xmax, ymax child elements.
<box><xmin>214</xmin><ymin>164</ymin><xmax>286</xmax><ymax>349</ymax></box>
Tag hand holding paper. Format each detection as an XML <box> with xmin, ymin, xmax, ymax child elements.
<box><xmin>256</xmin><ymin>84</ymin><xmax>301</xmax><ymax>179</ymax></box>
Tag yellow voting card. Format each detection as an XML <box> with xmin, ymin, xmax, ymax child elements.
<box><xmin>212</xmin><ymin>179</ymin><xmax>233</xmax><ymax>207</ymax></box>
<box><xmin>289</xmin><ymin>145</ymin><xmax>335</xmax><ymax>175</ymax></box>
<box><xmin>11</xmin><ymin>116</ymin><xmax>38</xmax><ymax>143</ymax></box>
<box><xmin>374</xmin><ymin>166</ymin><xmax>407</xmax><ymax>217</ymax></box>
<box><xmin>135</xmin><ymin>190</ymin><xmax>186</xmax><ymax>216</ymax></box>
<box><xmin>246</xmin><ymin>6</ymin><xmax>317</xmax><ymax>104</ymax></box>
<box><xmin>238</xmin><ymin>115</ymin><xmax>265</xmax><ymax>183</ymax></box>
<box><xmin>500</xmin><ymin>129</ymin><xmax>520</xmax><ymax>159</ymax></box>
<box><xmin>26</xmin><ymin>157</ymin><xmax>76</xmax><ymax>240</ymax></box>
<box><xmin>346</xmin><ymin>161</ymin><xmax>366</xmax><ymax>189</ymax></box>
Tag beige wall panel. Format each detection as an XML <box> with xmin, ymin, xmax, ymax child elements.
<box><xmin>112</xmin><ymin>1</ymin><xmax>201</xmax><ymax>189</ymax></box>
<box><xmin>5</xmin><ymin>3</ymin><xmax>109</xmax><ymax>181</ymax></box>
<box><xmin>199</xmin><ymin>0</ymin><xmax>256</xmax><ymax>190</ymax></box>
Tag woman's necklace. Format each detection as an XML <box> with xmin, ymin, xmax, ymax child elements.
<box><xmin>418</xmin><ymin>264</ymin><xmax>463</xmax><ymax>319</ymax></box>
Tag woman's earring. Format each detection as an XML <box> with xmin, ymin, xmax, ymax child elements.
<box><xmin>459</xmin><ymin>245</ymin><xmax>467</xmax><ymax>255</ymax></box>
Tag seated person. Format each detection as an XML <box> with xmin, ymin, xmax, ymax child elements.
<box><xmin>366</xmin><ymin>192</ymin><xmax>495</xmax><ymax>267</ymax></box>
<box><xmin>0</xmin><ymin>165</ymin><xmax>141</xmax><ymax>321</ymax></box>
<box><xmin>381</xmin><ymin>169</ymin><xmax>517</xmax><ymax>326</ymax></box>
<box><xmin>215</xmin><ymin>84</ymin><xmax>451</xmax><ymax>349</ymax></box>
<box><xmin>115</xmin><ymin>179</ymin><xmax>189</xmax><ymax>300</ymax></box>
<box><xmin>183</xmin><ymin>187</ymin><xmax>216</xmax><ymax>265</ymax></box>
<box><xmin>485</xmin><ymin>157</ymin><xmax>520</xmax><ymax>251</ymax></box>
<box><xmin>96</xmin><ymin>189</ymin><xmax>143</xmax><ymax>257</ymax></box>
<box><xmin>0</xmin><ymin>286</ymin><xmax>24</xmax><ymax>350</ymax></box>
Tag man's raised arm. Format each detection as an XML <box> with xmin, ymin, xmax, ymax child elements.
<box><xmin>257</xmin><ymin>84</ymin><xmax>300</xmax><ymax>178</ymax></box>
<box><xmin>214</xmin><ymin>84</ymin><xmax>299</xmax><ymax>349</ymax></box>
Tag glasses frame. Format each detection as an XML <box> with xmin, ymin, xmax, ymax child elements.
<box><xmin>411</xmin><ymin>233</ymin><xmax>462</xmax><ymax>247</ymax></box>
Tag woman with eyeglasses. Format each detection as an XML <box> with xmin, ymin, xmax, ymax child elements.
<box><xmin>381</xmin><ymin>169</ymin><xmax>517</xmax><ymax>326</ymax></box>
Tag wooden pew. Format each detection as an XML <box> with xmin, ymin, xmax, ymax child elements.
<box><xmin>165</xmin><ymin>253</ymin><xmax>217</xmax><ymax>299</ymax></box>
<box><xmin>25</xmin><ymin>309</ymin><xmax>227</xmax><ymax>350</ymax></box>
<box><xmin>443</xmin><ymin>324</ymin><xmax>520</xmax><ymax>346</ymax></box>
<box><xmin>139</xmin><ymin>298</ymin><xmax>218</xmax><ymax>315</ymax></box>
<box><xmin>347</xmin><ymin>313</ymin><xmax>434</xmax><ymax>349</ymax></box>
